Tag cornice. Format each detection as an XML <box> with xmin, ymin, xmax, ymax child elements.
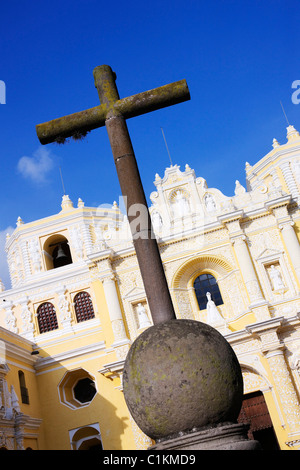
<box><xmin>34</xmin><ymin>340</ymin><xmax>106</xmax><ymax>371</ymax></box>
<box><xmin>0</xmin><ymin>262</ymin><xmax>90</xmax><ymax>302</ymax></box>
<box><xmin>247</xmin><ymin>144</ymin><xmax>300</xmax><ymax>181</ymax></box>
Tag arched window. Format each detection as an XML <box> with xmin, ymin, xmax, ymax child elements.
<box><xmin>37</xmin><ymin>302</ymin><xmax>58</xmax><ymax>333</ymax></box>
<box><xmin>193</xmin><ymin>273</ymin><xmax>223</xmax><ymax>310</ymax></box>
<box><xmin>74</xmin><ymin>292</ymin><xmax>95</xmax><ymax>323</ymax></box>
<box><xmin>18</xmin><ymin>370</ymin><xmax>29</xmax><ymax>404</ymax></box>
<box><xmin>43</xmin><ymin>235</ymin><xmax>73</xmax><ymax>270</ymax></box>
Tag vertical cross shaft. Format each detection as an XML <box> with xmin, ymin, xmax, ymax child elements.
<box><xmin>36</xmin><ymin>64</ymin><xmax>190</xmax><ymax>325</ymax></box>
<box><xmin>93</xmin><ymin>66</ymin><xmax>175</xmax><ymax>324</ymax></box>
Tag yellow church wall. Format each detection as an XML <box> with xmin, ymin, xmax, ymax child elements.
<box><xmin>90</xmin><ymin>279</ymin><xmax>116</xmax><ymax>348</ymax></box>
<box><xmin>228</xmin><ymin>313</ymin><xmax>257</xmax><ymax>332</ymax></box>
<box><xmin>1</xmin><ymin>133</ymin><xmax>300</xmax><ymax>451</ymax></box>
<box><xmin>256</xmin><ymin>355</ymin><xmax>291</xmax><ymax>450</ymax></box>
<box><xmin>34</xmin><ymin>352</ymin><xmax>136</xmax><ymax>450</ymax></box>
<box><xmin>261</xmin><ymin>388</ymin><xmax>291</xmax><ymax>450</ymax></box>
<box><xmin>0</xmin><ymin>328</ymin><xmax>45</xmax><ymax>449</ymax></box>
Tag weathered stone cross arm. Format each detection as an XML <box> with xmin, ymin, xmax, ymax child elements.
<box><xmin>36</xmin><ymin>66</ymin><xmax>189</xmax><ymax>144</ymax></box>
<box><xmin>36</xmin><ymin>65</ymin><xmax>190</xmax><ymax>325</ymax></box>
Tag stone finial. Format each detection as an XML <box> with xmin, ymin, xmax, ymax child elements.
<box><xmin>77</xmin><ymin>197</ymin><xmax>85</xmax><ymax>208</ymax></box>
<box><xmin>245</xmin><ymin>162</ymin><xmax>252</xmax><ymax>173</ymax></box>
<box><xmin>286</xmin><ymin>125</ymin><xmax>300</xmax><ymax>142</ymax></box>
<box><xmin>272</xmin><ymin>138</ymin><xmax>280</xmax><ymax>148</ymax></box>
<box><xmin>16</xmin><ymin>216</ymin><xmax>24</xmax><ymax>227</ymax></box>
<box><xmin>61</xmin><ymin>195</ymin><xmax>74</xmax><ymax>211</ymax></box>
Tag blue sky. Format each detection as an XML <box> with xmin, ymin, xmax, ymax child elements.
<box><xmin>0</xmin><ymin>0</ymin><xmax>299</xmax><ymax>287</ymax></box>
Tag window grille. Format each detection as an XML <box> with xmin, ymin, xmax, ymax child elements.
<box><xmin>74</xmin><ymin>292</ymin><xmax>95</xmax><ymax>323</ymax></box>
<box><xmin>37</xmin><ymin>302</ymin><xmax>58</xmax><ymax>333</ymax></box>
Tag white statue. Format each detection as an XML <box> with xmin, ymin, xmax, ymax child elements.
<box><xmin>152</xmin><ymin>211</ymin><xmax>163</xmax><ymax>232</ymax></box>
<box><xmin>174</xmin><ymin>190</ymin><xmax>190</xmax><ymax>217</ymax></box>
<box><xmin>137</xmin><ymin>303</ymin><xmax>151</xmax><ymax>329</ymax></box>
<box><xmin>10</xmin><ymin>385</ymin><xmax>20</xmax><ymax>413</ymax></box>
<box><xmin>206</xmin><ymin>292</ymin><xmax>223</xmax><ymax>325</ymax></box>
<box><xmin>269</xmin><ymin>265</ymin><xmax>285</xmax><ymax>291</ymax></box>
<box><xmin>205</xmin><ymin>193</ymin><xmax>216</xmax><ymax>212</ymax></box>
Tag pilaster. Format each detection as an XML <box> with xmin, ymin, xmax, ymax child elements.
<box><xmin>247</xmin><ymin>318</ymin><xmax>300</xmax><ymax>442</ymax></box>
<box><xmin>94</xmin><ymin>252</ymin><xmax>130</xmax><ymax>359</ymax></box>
<box><xmin>265</xmin><ymin>196</ymin><xmax>300</xmax><ymax>286</ymax></box>
<box><xmin>219</xmin><ymin>212</ymin><xmax>270</xmax><ymax>321</ymax></box>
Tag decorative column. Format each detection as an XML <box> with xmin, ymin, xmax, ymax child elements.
<box><xmin>247</xmin><ymin>318</ymin><xmax>300</xmax><ymax>442</ymax></box>
<box><xmin>20</xmin><ymin>241</ymin><xmax>31</xmax><ymax>278</ymax></box>
<box><xmin>81</xmin><ymin>222</ymin><xmax>94</xmax><ymax>256</ymax></box>
<box><xmin>96</xmin><ymin>254</ymin><xmax>130</xmax><ymax>359</ymax></box>
<box><xmin>266</xmin><ymin>197</ymin><xmax>300</xmax><ymax>286</ymax></box>
<box><xmin>232</xmin><ymin>236</ymin><xmax>265</xmax><ymax>305</ymax></box>
<box><xmin>279</xmin><ymin>222</ymin><xmax>300</xmax><ymax>284</ymax></box>
<box><xmin>219</xmin><ymin>212</ymin><xmax>269</xmax><ymax>321</ymax></box>
<box><xmin>280</xmin><ymin>160</ymin><xmax>300</xmax><ymax>201</ymax></box>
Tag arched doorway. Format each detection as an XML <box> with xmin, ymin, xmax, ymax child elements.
<box><xmin>69</xmin><ymin>424</ymin><xmax>103</xmax><ymax>450</ymax></box>
<box><xmin>238</xmin><ymin>391</ymin><xmax>280</xmax><ymax>450</ymax></box>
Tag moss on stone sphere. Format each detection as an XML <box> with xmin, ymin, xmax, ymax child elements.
<box><xmin>123</xmin><ymin>319</ymin><xmax>243</xmax><ymax>441</ymax></box>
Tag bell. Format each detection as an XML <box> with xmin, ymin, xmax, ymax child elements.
<box><xmin>53</xmin><ymin>244</ymin><xmax>70</xmax><ymax>268</ymax></box>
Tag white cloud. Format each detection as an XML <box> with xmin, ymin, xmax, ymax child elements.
<box><xmin>0</xmin><ymin>226</ymin><xmax>14</xmax><ymax>290</ymax></box>
<box><xmin>17</xmin><ymin>147</ymin><xmax>54</xmax><ymax>183</ymax></box>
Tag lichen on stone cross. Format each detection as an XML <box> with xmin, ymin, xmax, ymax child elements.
<box><xmin>36</xmin><ymin>64</ymin><xmax>190</xmax><ymax>325</ymax></box>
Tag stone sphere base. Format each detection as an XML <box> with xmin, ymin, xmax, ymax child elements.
<box><xmin>123</xmin><ymin>319</ymin><xmax>244</xmax><ymax>441</ymax></box>
<box><xmin>151</xmin><ymin>423</ymin><xmax>261</xmax><ymax>450</ymax></box>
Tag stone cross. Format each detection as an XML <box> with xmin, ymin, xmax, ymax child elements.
<box><xmin>36</xmin><ymin>65</ymin><xmax>190</xmax><ymax>324</ymax></box>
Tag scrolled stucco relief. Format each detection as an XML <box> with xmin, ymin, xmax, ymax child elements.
<box><xmin>118</xmin><ymin>270</ymin><xmax>143</xmax><ymax>296</ymax></box>
<box><xmin>242</xmin><ymin>369</ymin><xmax>268</xmax><ymax>394</ymax></box>
<box><xmin>248</xmin><ymin>229</ymin><xmax>282</xmax><ymax>258</ymax></box>
<box><xmin>69</xmin><ymin>225</ymin><xmax>84</xmax><ymax>259</ymax></box>
<box><xmin>111</xmin><ymin>319</ymin><xmax>128</xmax><ymax>343</ymax></box>
<box><xmin>113</xmin><ymin>254</ymin><xmax>138</xmax><ymax>271</ymax></box>
<box><xmin>3</xmin><ymin>302</ymin><xmax>18</xmax><ymax>334</ymax></box>
<box><xmin>269</xmin><ymin>300</ymin><xmax>300</xmax><ymax>318</ymax></box>
<box><xmin>266</xmin><ymin>351</ymin><xmax>300</xmax><ymax>433</ymax></box>
<box><xmin>241</xmin><ymin>214</ymin><xmax>275</xmax><ymax>232</ymax></box>
<box><xmin>128</xmin><ymin>414</ymin><xmax>153</xmax><ymax>450</ymax></box>
<box><xmin>218</xmin><ymin>272</ymin><xmax>247</xmax><ymax>318</ymax></box>
<box><xmin>232</xmin><ymin>338</ymin><xmax>261</xmax><ymax>356</ymax></box>
<box><xmin>27</xmin><ymin>237</ymin><xmax>42</xmax><ymax>273</ymax></box>
<box><xmin>19</xmin><ymin>298</ymin><xmax>35</xmax><ymax>339</ymax></box>
<box><xmin>288</xmin><ymin>346</ymin><xmax>300</xmax><ymax>395</ymax></box>
<box><xmin>114</xmin><ymin>343</ymin><xmax>130</xmax><ymax>361</ymax></box>
<box><xmin>173</xmin><ymin>289</ymin><xmax>195</xmax><ymax>320</ymax></box>
<box><xmin>57</xmin><ymin>287</ymin><xmax>72</xmax><ymax>326</ymax></box>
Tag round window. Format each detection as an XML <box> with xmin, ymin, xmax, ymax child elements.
<box><xmin>73</xmin><ymin>377</ymin><xmax>96</xmax><ymax>404</ymax></box>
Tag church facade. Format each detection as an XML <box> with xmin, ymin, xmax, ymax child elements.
<box><xmin>0</xmin><ymin>125</ymin><xmax>300</xmax><ymax>450</ymax></box>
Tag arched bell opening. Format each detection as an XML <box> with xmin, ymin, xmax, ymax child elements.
<box><xmin>43</xmin><ymin>234</ymin><xmax>73</xmax><ymax>270</ymax></box>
